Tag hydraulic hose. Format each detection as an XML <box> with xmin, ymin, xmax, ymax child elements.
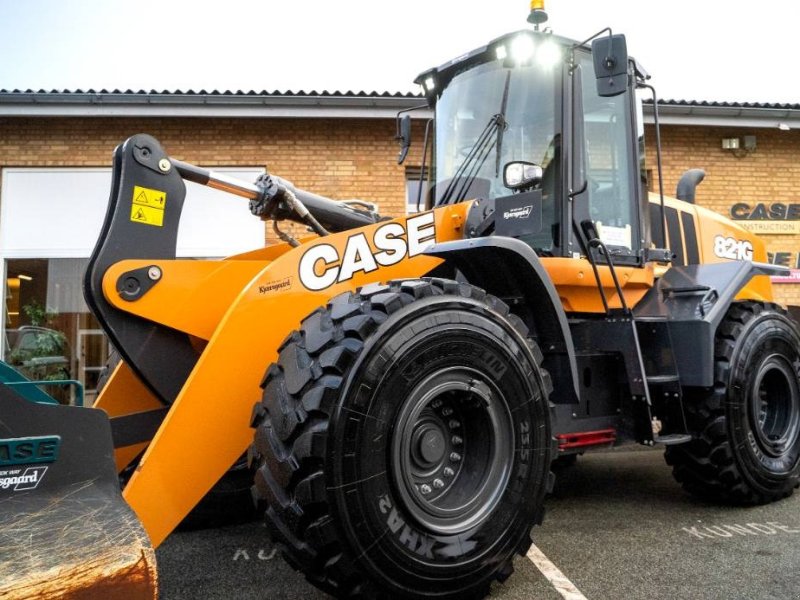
<box><xmin>170</xmin><ymin>159</ymin><xmax>382</xmax><ymax>233</ymax></box>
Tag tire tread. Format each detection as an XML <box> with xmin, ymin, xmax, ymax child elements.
<box><xmin>665</xmin><ymin>301</ymin><xmax>798</xmax><ymax>505</ymax></box>
<box><xmin>251</xmin><ymin>278</ymin><xmax>547</xmax><ymax>598</ymax></box>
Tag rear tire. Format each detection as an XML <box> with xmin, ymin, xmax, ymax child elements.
<box><xmin>250</xmin><ymin>278</ymin><xmax>553</xmax><ymax>599</ymax></box>
<box><xmin>665</xmin><ymin>301</ymin><xmax>800</xmax><ymax>504</ymax></box>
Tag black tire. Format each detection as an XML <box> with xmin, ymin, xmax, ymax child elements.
<box><xmin>551</xmin><ymin>454</ymin><xmax>578</xmax><ymax>470</ymax></box>
<box><xmin>665</xmin><ymin>301</ymin><xmax>800</xmax><ymax>504</ymax></box>
<box><xmin>101</xmin><ymin>349</ymin><xmax>258</xmax><ymax>528</ymax></box>
<box><xmin>178</xmin><ymin>455</ymin><xmax>258</xmax><ymax>530</ymax></box>
<box><xmin>250</xmin><ymin>278</ymin><xmax>553</xmax><ymax>599</ymax></box>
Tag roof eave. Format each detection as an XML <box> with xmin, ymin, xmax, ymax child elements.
<box><xmin>643</xmin><ymin>103</ymin><xmax>800</xmax><ymax>128</ymax></box>
<box><xmin>0</xmin><ymin>92</ymin><xmax>431</xmax><ymax>119</ymax></box>
<box><xmin>1</xmin><ymin>92</ymin><xmax>799</xmax><ymax>127</ymax></box>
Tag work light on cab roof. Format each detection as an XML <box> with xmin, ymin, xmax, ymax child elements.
<box><xmin>528</xmin><ymin>0</ymin><xmax>548</xmax><ymax>27</ymax></box>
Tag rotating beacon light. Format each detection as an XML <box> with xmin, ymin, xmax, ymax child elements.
<box><xmin>527</xmin><ymin>0</ymin><xmax>548</xmax><ymax>29</ymax></box>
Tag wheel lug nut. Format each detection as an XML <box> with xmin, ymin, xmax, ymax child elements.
<box><xmin>442</xmin><ymin>407</ymin><xmax>453</xmax><ymax>416</ymax></box>
<box><xmin>433</xmin><ymin>478</ymin><xmax>444</xmax><ymax>489</ymax></box>
<box><xmin>449</xmin><ymin>419</ymin><xmax>461</xmax><ymax>429</ymax></box>
<box><xmin>452</xmin><ymin>435</ymin><xmax>463</xmax><ymax>445</ymax></box>
<box><xmin>443</xmin><ymin>467</ymin><xmax>454</xmax><ymax>477</ymax></box>
<box><xmin>431</xmin><ymin>399</ymin><xmax>442</xmax><ymax>409</ymax></box>
<box><xmin>450</xmin><ymin>452</ymin><xmax>462</xmax><ymax>462</ymax></box>
<box><xmin>420</xmin><ymin>484</ymin><xmax>432</xmax><ymax>495</ymax></box>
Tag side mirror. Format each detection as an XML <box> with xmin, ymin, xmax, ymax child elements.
<box><xmin>504</xmin><ymin>161</ymin><xmax>543</xmax><ymax>191</ymax></box>
<box><xmin>591</xmin><ymin>34</ymin><xmax>628</xmax><ymax>97</ymax></box>
<box><xmin>396</xmin><ymin>114</ymin><xmax>412</xmax><ymax>164</ymax></box>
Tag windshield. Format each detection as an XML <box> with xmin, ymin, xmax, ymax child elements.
<box><xmin>433</xmin><ymin>57</ymin><xmax>561</xmax><ymax>250</ymax></box>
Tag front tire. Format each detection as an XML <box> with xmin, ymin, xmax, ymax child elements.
<box><xmin>250</xmin><ymin>279</ymin><xmax>553</xmax><ymax>599</ymax></box>
<box><xmin>666</xmin><ymin>301</ymin><xmax>800</xmax><ymax>504</ymax></box>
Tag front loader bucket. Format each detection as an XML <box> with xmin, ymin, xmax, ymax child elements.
<box><xmin>0</xmin><ymin>384</ymin><xmax>157</xmax><ymax>599</ymax></box>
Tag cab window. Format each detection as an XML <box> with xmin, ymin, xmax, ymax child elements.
<box><xmin>578</xmin><ymin>53</ymin><xmax>638</xmax><ymax>256</ymax></box>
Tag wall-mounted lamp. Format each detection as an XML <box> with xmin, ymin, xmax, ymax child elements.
<box><xmin>721</xmin><ymin>137</ymin><xmax>740</xmax><ymax>150</ymax></box>
<box><xmin>722</xmin><ymin>135</ymin><xmax>756</xmax><ymax>157</ymax></box>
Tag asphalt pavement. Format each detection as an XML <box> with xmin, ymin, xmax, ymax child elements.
<box><xmin>157</xmin><ymin>448</ymin><xmax>800</xmax><ymax>600</ymax></box>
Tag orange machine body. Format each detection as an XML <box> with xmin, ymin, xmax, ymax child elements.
<box><xmin>96</xmin><ymin>191</ymin><xmax>776</xmax><ymax>548</ymax></box>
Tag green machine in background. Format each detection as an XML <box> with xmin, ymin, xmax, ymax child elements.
<box><xmin>0</xmin><ymin>359</ymin><xmax>83</xmax><ymax>406</ymax></box>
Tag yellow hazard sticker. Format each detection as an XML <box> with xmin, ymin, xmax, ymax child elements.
<box><xmin>130</xmin><ymin>185</ymin><xmax>167</xmax><ymax>227</ymax></box>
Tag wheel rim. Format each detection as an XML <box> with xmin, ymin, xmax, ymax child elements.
<box><xmin>750</xmin><ymin>354</ymin><xmax>800</xmax><ymax>458</ymax></box>
<box><xmin>391</xmin><ymin>366</ymin><xmax>514</xmax><ymax>535</ymax></box>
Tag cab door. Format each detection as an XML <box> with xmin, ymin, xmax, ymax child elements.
<box><xmin>570</xmin><ymin>50</ymin><xmax>644</xmax><ymax>266</ymax></box>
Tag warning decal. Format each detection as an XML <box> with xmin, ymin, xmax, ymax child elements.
<box><xmin>130</xmin><ymin>185</ymin><xmax>167</xmax><ymax>226</ymax></box>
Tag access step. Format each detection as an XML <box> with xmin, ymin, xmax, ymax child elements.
<box><xmin>633</xmin><ymin>315</ymin><xmax>669</xmax><ymax>323</ymax></box>
<box><xmin>646</xmin><ymin>374</ymin><xmax>680</xmax><ymax>385</ymax></box>
<box><xmin>653</xmin><ymin>433</ymin><xmax>692</xmax><ymax>446</ymax></box>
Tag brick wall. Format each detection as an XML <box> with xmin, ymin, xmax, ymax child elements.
<box><xmin>3</xmin><ymin>116</ymin><xmax>800</xmax><ymax>304</ymax></box>
<box><xmin>0</xmin><ymin>116</ymin><xmax>425</xmax><ymax>220</ymax></box>
<box><xmin>645</xmin><ymin>124</ymin><xmax>800</xmax><ymax>306</ymax></box>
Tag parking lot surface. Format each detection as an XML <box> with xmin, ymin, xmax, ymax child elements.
<box><xmin>157</xmin><ymin>448</ymin><xmax>800</xmax><ymax>599</ymax></box>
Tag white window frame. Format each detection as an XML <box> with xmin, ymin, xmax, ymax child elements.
<box><xmin>0</xmin><ymin>166</ymin><xmax>266</xmax><ymax>360</ymax></box>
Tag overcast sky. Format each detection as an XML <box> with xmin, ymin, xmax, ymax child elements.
<box><xmin>0</xmin><ymin>0</ymin><xmax>798</xmax><ymax>103</ymax></box>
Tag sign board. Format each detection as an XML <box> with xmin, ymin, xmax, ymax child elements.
<box><xmin>730</xmin><ymin>202</ymin><xmax>800</xmax><ymax>235</ymax></box>
<box><xmin>771</xmin><ymin>269</ymin><xmax>800</xmax><ymax>284</ymax></box>
<box><xmin>738</xmin><ymin>221</ymin><xmax>800</xmax><ymax>235</ymax></box>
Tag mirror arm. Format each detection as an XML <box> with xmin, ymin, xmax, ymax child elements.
<box><xmin>395</xmin><ymin>104</ymin><xmax>429</xmax><ymax>165</ymax></box>
<box><xmin>571</xmin><ymin>27</ymin><xmax>613</xmax><ymax>52</ymax></box>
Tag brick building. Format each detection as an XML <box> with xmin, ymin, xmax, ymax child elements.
<box><xmin>0</xmin><ymin>90</ymin><xmax>799</xmax><ymax>400</ymax></box>
<box><xmin>644</xmin><ymin>101</ymin><xmax>800</xmax><ymax>304</ymax></box>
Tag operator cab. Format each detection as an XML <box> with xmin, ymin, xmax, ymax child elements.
<box><xmin>411</xmin><ymin>24</ymin><xmax>650</xmax><ymax>268</ymax></box>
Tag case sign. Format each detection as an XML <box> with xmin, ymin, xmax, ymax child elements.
<box><xmin>730</xmin><ymin>202</ymin><xmax>800</xmax><ymax>235</ymax></box>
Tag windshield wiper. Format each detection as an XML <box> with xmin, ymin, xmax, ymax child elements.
<box><xmin>440</xmin><ymin>113</ymin><xmax>505</xmax><ymax>204</ymax></box>
<box><xmin>441</xmin><ymin>71</ymin><xmax>512</xmax><ymax>205</ymax></box>
<box><xmin>494</xmin><ymin>71</ymin><xmax>512</xmax><ymax>177</ymax></box>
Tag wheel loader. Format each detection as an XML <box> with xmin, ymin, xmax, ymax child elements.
<box><xmin>3</xmin><ymin>3</ymin><xmax>800</xmax><ymax>599</ymax></box>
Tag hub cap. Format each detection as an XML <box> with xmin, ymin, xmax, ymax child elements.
<box><xmin>391</xmin><ymin>367</ymin><xmax>514</xmax><ymax>535</ymax></box>
<box><xmin>750</xmin><ymin>354</ymin><xmax>800</xmax><ymax>458</ymax></box>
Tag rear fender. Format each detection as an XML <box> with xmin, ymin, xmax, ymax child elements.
<box><xmin>634</xmin><ymin>260</ymin><xmax>787</xmax><ymax>386</ymax></box>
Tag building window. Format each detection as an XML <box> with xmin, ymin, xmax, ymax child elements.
<box><xmin>405</xmin><ymin>167</ymin><xmax>430</xmax><ymax>214</ymax></box>
<box><xmin>0</xmin><ymin>166</ymin><xmax>265</xmax><ymax>404</ymax></box>
<box><xmin>4</xmin><ymin>258</ymin><xmax>103</xmax><ymax>404</ymax></box>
